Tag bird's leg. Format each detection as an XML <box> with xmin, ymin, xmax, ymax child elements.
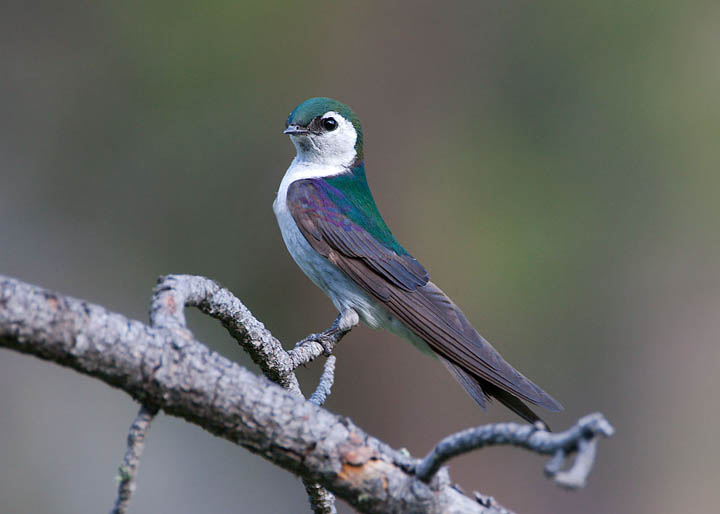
<box><xmin>295</xmin><ymin>308</ymin><xmax>359</xmax><ymax>355</ymax></box>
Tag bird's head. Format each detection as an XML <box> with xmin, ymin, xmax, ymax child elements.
<box><xmin>284</xmin><ymin>97</ymin><xmax>363</xmax><ymax>167</ymax></box>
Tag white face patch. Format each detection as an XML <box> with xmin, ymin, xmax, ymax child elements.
<box><xmin>289</xmin><ymin>111</ymin><xmax>357</xmax><ymax>168</ymax></box>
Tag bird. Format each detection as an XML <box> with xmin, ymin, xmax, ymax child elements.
<box><xmin>273</xmin><ymin>97</ymin><xmax>562</xmax><ymax>425</ymax></box>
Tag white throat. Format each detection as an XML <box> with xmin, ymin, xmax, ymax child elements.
<box><xmin>290</xmin><ymin>111</ymin><xmax>357</xmax><ymax>168</ymax></box>
<box><xmin>273</xmin><ymin>157</ymin><xmax>346</xmax><ymax>219</ymax></box>
<box><xmin>273</xmin><ymin>111</ymin><xmax>358</xmax><ymax>217</ymax></box>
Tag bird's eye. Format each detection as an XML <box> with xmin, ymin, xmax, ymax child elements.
<box><xmin>321</xmin><ymin>117</ymin><xmax>338</xmax><ymax>131</ymax></box>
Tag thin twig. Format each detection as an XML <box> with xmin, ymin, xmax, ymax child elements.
<box><xmin>415</xmin><ymin>412</ymin><xmax>614</xmax><ymax>486</ymax></box>
<box><xmin>110</xmin><ymin>404</ymin><xmax>158</xmax><ymax>514</ymax></box>
<box><xmin>309</xmin><ymin>356</ymin><xmax>336</xmax><ymax>406</ymax></box>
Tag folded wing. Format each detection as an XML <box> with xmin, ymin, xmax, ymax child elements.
<box><xmin>287</xmin><ymin>178</ymin><xmax>562</xmax><ymax>423</ymax></box>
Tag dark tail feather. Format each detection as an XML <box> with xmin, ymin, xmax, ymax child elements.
<box><xmin>440</xmin><ymin>357</ymin><xmax>550</xmax><ymax>429</ymax></box>
<box><xmin>481</xmin><ymin>381</ymin><xmax>550</xmax><ymax>429</ymax></box>
<box><xmin>440</xmin><ymin>357</ymin><xmax>487</xmax><ymax>410</ymax></box>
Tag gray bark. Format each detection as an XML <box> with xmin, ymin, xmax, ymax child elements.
<box><xmin>0</xmin><ymin>275</ymin><xmax>612</xmax><ymax>513</ymax></box>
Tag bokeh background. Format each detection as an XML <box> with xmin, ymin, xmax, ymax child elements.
<box><xmin>1</xmin><ymin>1</ymin><xmax>718</xmax><ymax>513</ymax></box>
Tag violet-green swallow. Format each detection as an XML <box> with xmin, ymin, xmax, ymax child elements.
<box><xmin>273</xmin><ymin>97</ymin><xmax>562</xmax><ymax>424</ymax></box>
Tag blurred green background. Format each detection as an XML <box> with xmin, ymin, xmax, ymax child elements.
<box><xmin>1</xmin><ymin>1</ymin><xmax>718</xmax><ymax>513</ymax></box>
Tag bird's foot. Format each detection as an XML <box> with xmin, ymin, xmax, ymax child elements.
<box><xmin>294</xmin><ymin>308</ymin><xmax>359</xmax><ymax>356</ymax></box>
<box><xmin>294</xmin><ymin>332</ymin><xmax>334</xmax><ymax>355</ymax></box>
<box><xmin>317</xmin><ymin>334</ymin><xmax>337</xmax><ymax>356</ymax></box>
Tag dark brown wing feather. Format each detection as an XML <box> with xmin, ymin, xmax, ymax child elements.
<box><xmin>289</xmin><ymin>179</ymin><xmax>429</xmax><ymax>293</ymax></box>
<box><xmin>287</xmin><ymin>179</ymin><xmax>563</xmax><ymax>422</ymax></box>
<box><xmin>384</xmin><ymin>281</ymin><xmax>562</xmax><ymax>414</ymax></box>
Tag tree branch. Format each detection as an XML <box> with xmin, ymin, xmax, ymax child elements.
<box><xmin>0</xmin><ymin>274</ymin><xmax>612</xmax><ymax>513</ymax></box>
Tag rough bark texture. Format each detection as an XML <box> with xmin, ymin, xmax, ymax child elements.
<box><xmin>149</xmin><ymin>274</ymin><xmax>356</xmax><ymax>512</ymax></box>
<box><xmin>0</xmin><ymin>275</ymin><xmax>500</xmax><ymax>513</ymax></box>
<box><xmin>0</xmin><ymin>275</ymin><xmax>613</xmax><ymax>513</ymax></box>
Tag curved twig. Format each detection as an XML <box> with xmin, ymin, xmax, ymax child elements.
<box><xmin>415</xmin><ymin>413</ymin><xmax>615</xmax><ymax>486</ymax></box>
<box><xmin>151</xmin><ymin>274</ymin><xmax>302</xmax><ymax>392</ymax></box>
<box><xmin>150</xmin><ymin>275</ymin><xmax>349</xmax><ymax>513</ymax></box>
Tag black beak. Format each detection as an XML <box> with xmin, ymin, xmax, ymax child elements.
<box><xmin>283</xmin><ymin>124</ymin><xmax>310</xmax><ymax>135</ymax></box>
